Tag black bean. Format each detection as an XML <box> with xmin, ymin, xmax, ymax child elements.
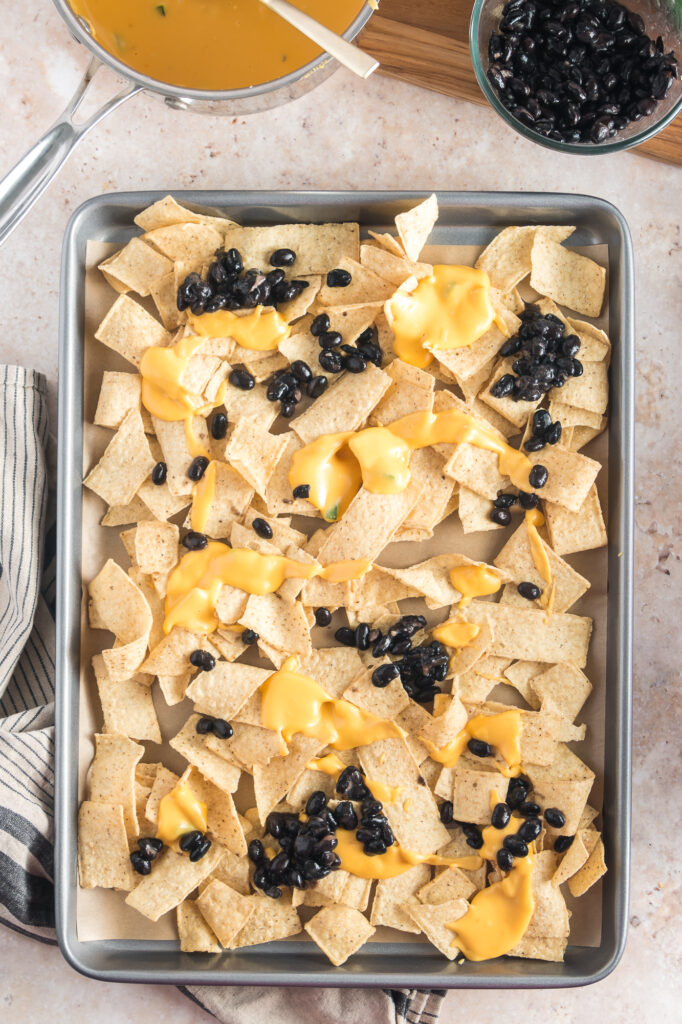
<box><xmin>544</xmin><ymin>807</ymin><xmax>566</xmax><ymax>828</ymax></box>
<box><xmin>212</xmin><ymin>718</ymin><xmax>233</xmax><ymax>740</ymax></box>
<box><xmin>533</xmin><ymin>408</ymin><xmax>552</xmax><ymax>435</ymax></box>
<box><xmin>506</xmin><ymin>778</ymin><xmax>530</xmax><ymax>809</ymax></box>
<box><xmin>130</xmin><ymin>851</ymin><xmax>152</xmax><ymax>875</ymax></box>
<box><xmin>306</xmin><ymin>790</ymin><xmax>328</xmax><ymax>816</ymax></box>
<box><xmin>310</xmin><ymin>313</ymin><xmax>330</xmax><ymax>336</ymax></box>
<box><xmin>467</xmin><ymin>738</ymin><xmax>493</xmax><ymax>758</ymax></box>
<box><xmin>318</xmin><ymin>330</ymin><xmax>342</xmax><ymax>350</ymax></box>
<box><xmin>248</xmin><ymin>839</ymin><xmax>265</xmax><ymax>865</ymax></box>
<box><xmin>334</xmin><ymin>801</ymin><xmax>358</xmax><ymax>830</ymax></box>
<box><xmin>138</xmin><ymin>837</ymin><xmax>163</xmax><ymax>860</ymax></box>
<box><xmin>491</xmin><ymin>373</ymin><xmax>516</xmax><ymax>398</ymax></box>
<box><xmin>229</xmin><ymin>368</ymin><xmax>255</xmax><ymax>390</ymax></box>
<box><xmin>503</xmin><ymin>835</ymin><xmax>529</xmax><ymax>857</ymax></box>
<box><xmin>187</xmin><ymin>456</ymin><xmax>209</xmax><ymax>481</ymax></box>
<box><xmin>372</xmin><ymin>634</ymin><xmax>393</xmax><ymax>658</ymax></box>
<box><xmin>319</xmin><ymin>349</ymin><xmax>343</xmax><ymax>374</ymax></box>
<box><xmin>439</xmin><ymin>800</ymin><xmax>454</xmax><ymax>825</ymax></box>
<box><xmin>182</xmin><ymin>530</ymin><xmax>208</xmax><ymax>551</ymax></box>
<box><xmin>326</xmin><ymin>268</ymin><xmax>352</xmax><ymax>287</ymax></box>
<box><xmin>518</xmin><ymin>491</ymin><xmax>539</xmax><ymax>510</ymax></box>
<box><xmin>517</xmin><ymin>817</ymin><xmax>542</xmax><ymax>841</ymax></box>
<box><xmin>189</xmin><ymin>838</ymin><xmax>212</xmax><ymax>862</ymax></box>
<box><xmin>179</xmin><ymin>830</ymin><xmax>203</xmax><ymax>852</ymax></box>
<box><xmin>306</xmin><ymin>375</ymin><xmax>328</xmax><ymax>399</ymax></box>
<box><xmin>252</xmin><ymin>517</ymin><xmax>273</xmax><ymax>540</ymax></box>
<box><xmin>545</xmin><ymin>421</ymin><xmax>562</xmax><ymax>445</ymax></box>
<box><xmin>343</xmin><ymin>352</ymin><xmax>367</xmax><ymax>374</ymax></box>
<box><xmin>371</xmin><ymin>663</ymin><xmax>399</xmax><ymax>688</ymax></box>
<box><xmin>210</xmin><ymin>412</ymin><xmax>228</xmax><ymax>441</ymax></box>
<box><xmin>335</xmin><ymin>626</ymin><xmax>356</xmax><ymax>647</ymax></box>
<box><xmin>490</xmin><ymin>507</ymin><xmax>512</xmax><ymax>527</ymax></box>
<box><xmin>266</xmin><ymin>377</ymin><xmax>289</xmax><ymax>402</ymax></box>
<box><xmin>390</xmin><ymin>636</ymin><xmax>413</xmax><ymax>656</ymax></box>
<box><xmin>355</xmin><ymin>623</ymin><xmax>371</xmax><ymax>651</ymax></box>
<box><xmin>491</xmin><ymin>802</ymin><xmax>512</xmax><ymax>829</ymax></box>
<box><xmin>463</xmin><ymin>825</ymin><xmax>484</xmax><ymax>850</ymax></box>
<box><xmin>151</xmin><ymin>461</ymin><xmax>167</xmax><ymax>486</ymax></box>
<box><xmin>314</xmin><ymin>607</ymin><xmax>332</xmax><ymax>627</ymax></box>
<box><xmin>517</xmin><ymin>581</ymin><xmax>541</xmax><ymax>601</ymax></box>
<box><xmin>529</xmin><ymin>464</ymin><xmax>548</xmax><ymax>489</ymax></box>
<box><xmin>190</xmin><ymin>649</ymin><xmax>216</xmax><ymax>671</ymax></box>
<box><xmin>292</xmin><ymin>484</ymin><xmax>310</xmax><ymax>499</ymax></box>
<box><xmin>239</xmin><ymin>629</ymin><xmax>258</xmax><ymax>647</ymax></box>
<box><xmin>524</xmin><ymin>435</ymin><xmax>546</xmax><ymax>452</ymax></box>
<box><xmin>291</xmin><ymin>359</ymin><xmax>313</xmax><ymax>383</ymax></box>
<box><xmin>270</xmin><ymin>248</ymin><xmax>296</xmax><ymax>267</ymax></box>
<box><xmin>195</xmin><ymin>716</ymin><xmax>214</xmax><ymax>735</ymax></box>
<box><xmin>554</xmin><ymin>834</ymin><xmax>575</xmax><ymax>853</ymax></box>
<box><xmin>497</xmin><ymin>848</ymin><xmax>515</xmax><ymax>872</ymax></box>
<box><xmin>494</xmin><ymin>492</ymin><xmax>518</xmax><ymax>509</ymax></box>
<box><xmin>518</xmin><ymin>801</ymin><xmax>540</xmax><ymax>818</ymax></box>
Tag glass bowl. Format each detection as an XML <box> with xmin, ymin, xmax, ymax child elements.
<box><xmin>470</xmin><ymin>0</ymin><xmax>682</xmax><ymax>153</ymax></box>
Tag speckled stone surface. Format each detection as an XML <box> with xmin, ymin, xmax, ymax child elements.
<box><xmin>1</xmin><ymin>3</ymin><xmax>680</xmax><ymax>1021</ymax></box>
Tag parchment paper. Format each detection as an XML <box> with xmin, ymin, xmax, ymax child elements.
<box><xmin>77</xmin><ymin>237</ymin><xmax>609</xmax><ymax>948</ymax></box>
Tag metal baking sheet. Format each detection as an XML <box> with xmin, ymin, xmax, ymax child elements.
<box><xmin>55</xmin><ymin>190</ymin><xmax>633</xmax><ymax>987</ymax></box>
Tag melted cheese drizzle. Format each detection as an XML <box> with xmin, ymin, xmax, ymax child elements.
<box><xmin>156</xmin><ymin>780</ymin><xmax>207</xmax><ymax>845</ymax></box>
<box><xmin>432</xmin><ymin>620</ymin><xmax>481</xmax><ymax>649</ymax></box>
<box><xmin>422</xmin><ymin>709</ymin><xmax>523</xmax><ymax>779</ymax></box>
<box><xmin>290</xmin><ymin>409</ymin><xmax>535</xmax><ymax>521</ymax></box>
<box><xmin>188</xmin><ymin>306</ymin><xmax>290</xmax><ymax>351</ymax></box>
<box><xmin>448</xmin><ymin>854</ymin><xmax>535</xmax><ymax>960</ymax></box>
<box><xmin>449</xmin><ymin>564</ymin><xmax>503</xmax><ymax>608</ymax></box>
<box><xmin>335</xmin><ymin>829</ymin><xmax>484</xmax><ymax>879</ymax></box>
<box><xmin>260</xmin><ymin>658</ymin><xmax>405</xmax><ymax>753</ymax></box>
<box><xmin>140</xmin><ymin>335</ymin><xmax>225</xmax><ymax>422</ymax></box>
<box><xmin>387</xmin><ymin>266</ymin><xmax>506</xmax><ymax>369</ymax></box>
<box><xmin>164</xmin><ymin>543</ymin><xmax>371</xmax><ymax>633</ymax></box>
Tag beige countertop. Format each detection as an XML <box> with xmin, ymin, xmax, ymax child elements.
<box><xmin>0</xmin><ymin>3</ymin><xmax>680</xmax><ymax>1021</ymax></box>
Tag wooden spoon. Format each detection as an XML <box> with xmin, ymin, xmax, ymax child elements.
<box><xmin>257</xmin><ymin>0</ymin><xmax>379</xmax><ymax>79</ymax></box>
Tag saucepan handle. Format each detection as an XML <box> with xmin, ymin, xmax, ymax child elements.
<box><xmin>0</xmin><ymin>57</ymin><xmax>142</xmax><ymax>248</ymax></box>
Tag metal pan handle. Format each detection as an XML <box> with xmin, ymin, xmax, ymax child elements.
<box><xmin>0</xmin><ymin>57</ymin><xmax>142</xmax><ymax>248</ymax></box>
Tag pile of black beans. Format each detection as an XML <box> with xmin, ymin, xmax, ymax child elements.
<box><xmin>195</xmin><ymin>714</ymin><xmax>233</xmax><ymax>739</ymax></box>
<box><xmin>266</xmin><ymin>360</ymin><xmax>328</xmax><ymax>418</ymax></box>
<box><xmin>439</xmin><ymin>777</ymin><xmax>572</xmax><ymax>870</ymax></box>
<box><xmin>130</xmin><ymin>836</ymin><xmax>163</xmax><ymax>875</ymax></box>
<box><xmin>335</xmin><ymin>766</ymin><xmax>396</xmax><ymax>855</ymax></box>
<box><xmin>333</xmin><ymin>614</ymin><xmax>449</xmax><ymax>704</ymax></box>
<box><xmin>524</xmin><ymin>407</ymin><xmax>562</xmax><ymax>451</ymax></box>
<box><xmin>491</xmin><ymin>306</ymin><xmax>582</xmax><ymax>403</ymax></box>
<box><xmin>487</xmin><ymin>0</ymin><xmax>679</xmax><ymax>145</ymax></box>
<box><xmin>311</xmin><ymin>315</ymin><xmax>383</xmax><ymax>376</ymax></box>
<box><xmin>249</xmin><ymin>791</ymin><xmax>342</xmax><ymax>899</ymax></box>
<box><xmin>177</xmin><ymin>246</ymin><xmax>309</xmax><ymax>315</ymax></box>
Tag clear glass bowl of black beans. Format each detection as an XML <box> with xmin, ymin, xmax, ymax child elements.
<box><xmin>470</xmin><ymin>0</ymin><xmax>680</xmax><ymax>151</ymax></box>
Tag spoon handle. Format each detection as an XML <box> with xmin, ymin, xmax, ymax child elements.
<box><xmin>259</xmin><ymin>0</ymin><xmax>379</xmax><ymax>79</ymax></box>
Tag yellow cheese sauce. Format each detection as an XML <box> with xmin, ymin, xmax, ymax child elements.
<box><xmin>188</xmin><ymin>307</ymin><xmax>290</xmax><ymax>351</ymax></box>
<box><xmin>448</xmin><ymin>854</ymin><xmax>535</xmax><ymax>961</ymax></box>
<box><xmin>139</xmin><ymin>335</ymin><xmax>223</xmax><ymax>422</ymax></box>
<box><xmin>164</xmin><ymin>543</ymin><xmax>370</xmax><ymax>633</ymax></box>
<box><xmin>156</xmin><ymin>780</ymin><xmax>207</xmax><ymax>845</ymax></box>
<box><xmin>69</xmin><ymin>0</ymin><xmax>367</xmax><ymax>91</ymax></box>
<box><xmin>290</xmin><ymin>408</ymin><xmax>535</xmax><ymax>521</ymax></box>
<box><xmin>449</xmin><ymin>564</ymin><xmax>503</xmax><ymax>608</ymax></box>
<box><xmin>422</xmin><ymin>709</ymin><xmax>523</xmax><ymax>778</ymax></box>
<box><xmin>260</xmin><ymin>657</ymin><xmax>405</xmax><ymax>752</ymax></box>
<box><xmin>387</xmin><ymin>266</ymin><xmax>506</xmax><ymax>369</ymax></box>
<box><xmin>335</xmin><ymin>829</ymin><xmax>484</xmax><ymax>879</ymax></box>
<box><xmin>431</xmin><ymin>620</ymin><xmax>481</xmax><ymax>649</ymax></box>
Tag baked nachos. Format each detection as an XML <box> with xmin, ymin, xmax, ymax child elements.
<box><xmin>79</xmin><ymin>195</ymin><xmax>609</xmax><ymax>966</ymax></box>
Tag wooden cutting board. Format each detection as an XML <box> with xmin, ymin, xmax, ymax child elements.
<box><xmin>358</xmin><ymin>0</ymin><xmax>681</xmax><ymax>165</ymax></box>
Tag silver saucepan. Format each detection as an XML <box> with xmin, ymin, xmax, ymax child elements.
<box><xmin>0</xmin><ymin>0</ymin><xmax>375</xmax><ymax>247</ymax></box>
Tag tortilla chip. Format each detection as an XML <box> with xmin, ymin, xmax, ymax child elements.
<box><xmin>224</xmin><ymin>418</ymin><xmax>289</xmax><ymax>500</ymax></box>
<box><xmin>85</xmin><ymin>409</ymin><xmax>156</xmax><ymax>508</ymax></box>
<box><xmin>530</xmin><ymin>235</ymin><xmax>606</xmax><ymax>317</ymax></box>
<box><xmin>99</xmin><ymin>237</ymin><xmax>173</xmax><ymax>296</ymax></box>
<box><xmin>552</xmin><ymin>830</ymin><xmax>592</xmax><ymax>887</ymax></box>
<box><xmin>186</xmin><ymin>768</ymin><xmax>247</xmax><ymax>856</ymax></box>
<box><xmin>527</xmin><ymin>744</ymin><xmax>594</xmax><ymax>834</ymax></box>
<box><xmin>230</xmin><ymin>894</ymin><xmax>301</xmax><ymax>948</ymax></box>
<box><xmin>88</xmin><ymin>559</ymin><xmax>152</xmax><ymax>681</ymax></box>
<box><xmin>434</xmin><ymin>307</ymin><xmax>520</xmax><ymax>384</ymax></box>
<box><xmin>530</xmin><ymin>663</ymin><xmax>592</xmax><ymax>723</ymax></box>
<box><xmin>360</xmin><ymin>242</ymin><xmax>431</xmax><ymax>286</ymax></box>
<box><xmin>560</xmin><ymin>360</ymin><xmax>609</xmax><ymax>416</ymax></box>
<box><xmin>526</xmin><ymin>851</ymin><xmax>570</xmax><ymax>937</ymax></box>
<box><xmin>88</xmin><ymin>733</ymin><xmax>144</xmax><ymax>838</ymax></box>
<box><xmin>475</xmin><ymin>225</ymin><xmax>575</xmax><ymax>292</ymax></box>
<box><xmin>92</xmin><ymin>655</ymin><xmax>160</xmax><ymax>744</ymax></box>
<box><xmin>145</xmin><ymin>765</ymin><xmax>180</xmax><ymax>826</ymax></box>
<box><xmin>169</xmin><ymin>716</ymin><xmax>241</xmax><ymax>793</ymax></box>
<box><xmin>544</xmin><ymin>485</ymin><xmax>607</xmax><ymax>556</ymax></box>
<box><xmin>304</xmin><ymin>906</ymin><xmax>375</xmax><ymax>966</ymax></box>
<box><xmin>458</xmin><ymin>486</ymin><xmax>504</xmax><ymax>534</ymax></box>
<box><xmin>292</xmin><ymin>362</ymin><xmax>391</xmax><ymax>445</ymax></box>
<box><xmin>205</xmin><ymin>851</ymin><xmax>251</xmax><ymax>897</ymax></box>
<box><xmin>205</xmin><ymin>722</ymin><xmax>283</xmax><ymax>771</ymax></box>
<box><xmin>292</xmin><ymin>869</ymin><xmax>349</xmax><ymax>909</ymax></box>
<box><xmin>78</xmin><ymin>801</ymin><xmax>136</xmax><ymax>891</ymax></box>
<box><xmin>494</xmin><ymin>520</ymin><xmax>590</xmax><ymax>614</ymax></box>
<box><xmin>507</xmin><ymin>935</ymin><xmax>567</xmax><ymax>961</ymax></box>
<box><xmin>94</xmin><ymin>371</ymin><xmax>145</xmax><ymax>431</ymax></box>
<box><xmin>156</xmin><ymin>669</ymin><xmax>192</xmax><ymax>707</ymax></box>
<box><xmin>132</xmin><ymin>520</ymin><xmax>179</xmax><ymax>576</ymax></box>
<box><xmin>187</xmin><ymin>663</ymin><xmax>270</xmax><ymax>721</ymax></box>
<box><xmin>359</xmin><ymin>738</ymin><xmax>450</xmax><ymax>855</ymax></box>
<box><xmin>448</xmin><ymin>762</ymin><xmax>510</xmax><ymax>825</ymax></box>
<box><xmin>370</xmin><ymin>864</ymin><xmax>431</xmax><ymax>933</ymax></box>
<box><xmin>144</xmin><ymin>222</ymin><xmax>223</xmax><ymax>264</ymax></box>
<box><xmin>196</xmin><ymin>879</ymin><xmax>254</xmax><ymax>946</ymax></box>
<box><xmin>223</xmin><ymin>222</ymin><xmax>359</xmax><ymax>276</ymax></box>
<box><xmin>395</xmin><ymin>194</ymin><xmax>438</xmax><ymax>261</ymax></box>
<box><xmin>125</xmin><ymin>843</ymin><xmax>224</xmax><ymax>922</ymax></box>
<box><xmin>371</xmin><ymin>360</ymin><xmax>434</xmax><ymax>425</ymax></box>
<box><xmin>316</xmin><ymin>477</ymin><xmax>422</xmax><ymax>565</ymax></box>
<box><xmin>567</xmin><ymin>317</ymin><xmax>611</xmax><ymax>362</ymax></box>
<box><xmin>466</xmin><ymin>603</ymin><xmax>593</xmax><ymax>668</ymax></box>
<box><xmin>239</xmin><ymin>592</ymin><xmax>312</xmax><ymax>658</ymax></box>
<box><xmin>299</xmin><ymin>647</ymin><xmax>366</xmax><ymax>699</ymax></box>
<box><xmin>134</xmin><ymin>195</ymin><xmax>234</xmax><ymax>232</ymax></box>
<box><xmin>177</xmin><ymin>899</ymin><xmax>221</xmax><ymax>953</ymax></box>
<box><xmin>444</xmin><ymin>443</ymin><xmax>508</xmax><ymax>500</ymax></box>
<box><xmin>568</xmin><ymin>836</ymin><xmax>606</xmax><ymax>896</ymax></box>
<box><xmin>253</xmin><ymin>735</ymin><xmax>324</xmax><ymax>823</ymax></box>
<box><xmin>406</xmin><ymin>898</ymin><xmax>468</xmax><ymax>960</ymax></box>
<box><xmin>417</xmin><ymin>866</ymin><xmax>476</xmax><ymax>904</ymax></box>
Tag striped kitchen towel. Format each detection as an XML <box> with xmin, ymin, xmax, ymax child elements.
<box><xmin>0</xmin><ymin>363</ymin><xmax>445</xmax><ymax>1024</ymax></box>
